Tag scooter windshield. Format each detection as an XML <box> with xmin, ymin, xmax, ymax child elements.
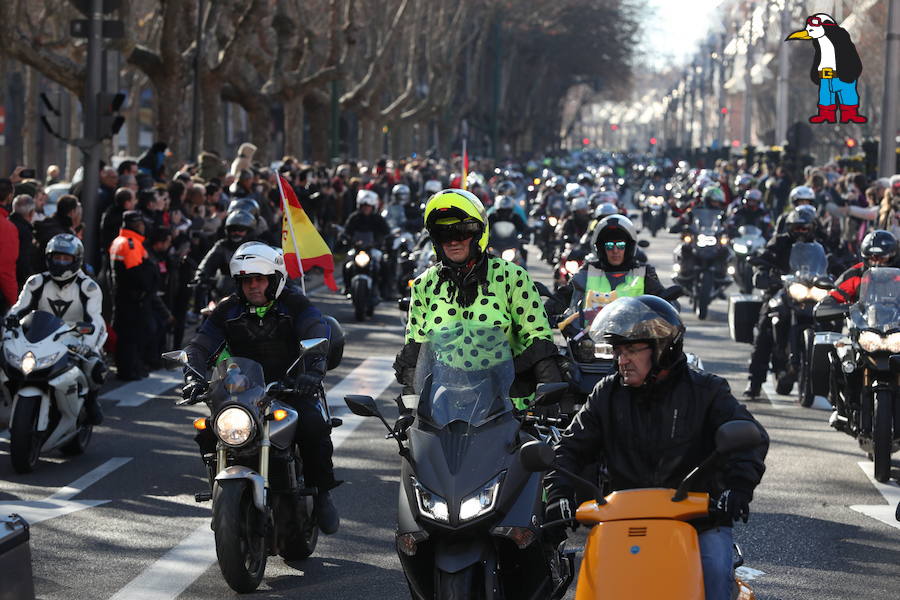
<box><xmin>414</xmin><ymin>324</ymin><xmax>514</xmax><ymax>429</ymax></box>
<box><xmin>788</xmin><ymin>242</ymin><xmax>827</xmax><ymax>278</ymax></box>
<box><xmin>854</xmin><ymin>267</ymin><xmax>900</xmax><ymax>331</ymax></box>
<box><xmin>692</xmin><ymin>208</ymin><xmax>721</xmax><ymax>235</ymax></box>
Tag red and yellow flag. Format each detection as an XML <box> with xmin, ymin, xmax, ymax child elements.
<box><xmin>277</xmin><ymin>175</ymin><xmax>337</xmax><ymax>291</ymax></box>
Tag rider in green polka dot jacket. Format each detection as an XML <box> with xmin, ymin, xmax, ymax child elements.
<box><xmin>393</xmin><ymin>189</ymin><xmax>565</xmax><ymax>408</ymax></box>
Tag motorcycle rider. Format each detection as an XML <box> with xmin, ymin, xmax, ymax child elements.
<box><xmin>545</xmin><ymin>215</ymin><xmax>665</xmax><ymax>330</ymax></box>
<box><xmin>392</xmin><ymin>189</ymin><xmax>564</xmax><ymax>408</ymax></box>
<box><xmin>743</xmin><ymin>206</ymin><xmax>820</xmax><ymax>399</ymax></box>
<box><xmin>6</xmin><ymin>234</ymin><xmax>107</xmax><ymax>424</ymax></box>
<box><xmin>544</xmin><ymin>296</ymin><xmax>768</xmax><ymax>600</ymax></box>
<box><xmin>558</xmin><ymin>196</ymin><xmax>592</xmax><ymax>242</ymax></box>
<box><xmin>774</xmin><ymin>185</ymin><xmax>816</xmax><ymax>234</ymax></box>
<box><xmin>390</xmin><ymin>183</ymin><xmax>423</xmax><ymax>230</ymax></box>
<box><xmin>194</xmin><ymin>209</ymin><xmax>257</xmax><ymax>300</ymax></box>
<box><xmin>536</xmin><ymin>175</ymin><xmax>567</xmax><ymax>218</ymax></box>
<box><xmin>725</xmin><ymin>189</ymin><xmax>772</xmax><ymax>238</ymax></box>
<box><xmin>823</xmin><ymin>229</ymin><xmax>899</xmax><ymax>305</ymax></box>
<box><xmin>488</xmin><ymin>195</ymin><xmax>528</xmax><ymax>235</ymax></box>
<box><xmin>182</xmin><ymin>241</ymin><xmax>340</xmax><ymax>534</ymax></box>
<box><xmin>342</xmin><ymin>189</ymin><xmax>389</xmax><ymax>296</ymax></box>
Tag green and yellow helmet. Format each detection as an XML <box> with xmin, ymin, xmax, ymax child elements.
<box><xmin>424</xmin><ymin>188</ymin><xmax>489</xmax><ymax>254</ymax></box>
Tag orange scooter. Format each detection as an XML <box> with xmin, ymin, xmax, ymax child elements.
<box><xmin>520</xmin><ymin>420</ymin><xmax>762</xmax><ymax>599</ymax></box>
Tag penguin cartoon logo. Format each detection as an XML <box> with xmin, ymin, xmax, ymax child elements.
<box><xmin>786</xmin><ymin>13</ymin><xmax>867</xmax><ymax>125</ymax></box>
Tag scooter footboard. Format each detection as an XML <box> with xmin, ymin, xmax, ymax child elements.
<box><xmin>576</xmin><ymin>519</ymin><xmax>703</xmax><ymax>599</ymax></box>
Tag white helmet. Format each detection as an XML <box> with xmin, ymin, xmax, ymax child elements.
<box><xmin>357</xmin><ymin>189</ymin><xmax>380</xmax><ymax>208</ymax></box>
<box><xmin>424</xmin><ymin>179</ymin><xmax>443</xmax><ymax>194</ymax></box>
<box><xmin>571</xmin><ymin>197</ymin><xmax>589</xmax><ymax>212</ymax></box>
<box><xmin>229</xmin><ymin>242</ymin><xmax>288</xmax><ymax>302</ymax></box>
<box><xmin>565</xmin><ymin>182</ymin><xmax>586</xmax><ymax>200</ymax></box>
<box><xmin>789</xmin><ymin>185</ymin><xmax>816</xmax><ymax>205</ymax></box>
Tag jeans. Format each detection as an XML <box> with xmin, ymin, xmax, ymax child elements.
<box><xmin>699</xmin><ymin>526</ymin><xmax>734</xmax><ymax>600</ymax></box>
<box><xmin>818</xmin><ymin>77</ymin><xmax>860</xmax><ymax>105</ymax></box>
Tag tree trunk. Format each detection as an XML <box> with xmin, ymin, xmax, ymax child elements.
<box><xmin>305</xmin><ymin>95</ymin><xmax>329</xmax><ymax>162</ymax></box>
<box><xmin>153</xmin><ymin>74</ymin><xmax>189</xmax><ymax>161</ymax></box>
<box><xmin>23</xmin><ymin>66</ymin><xmax>38</xmax><ymax>170</ymax></box>
<box><xmin>283</xmin><ymin>97</ymin><xmax>304</xmax><ymax>158</ymax></box>
<box><xmin>199</xmin><ymin>74</ymin><xmax>225</xmax><ymax>156</ymax></box>
<box><xmin>358</xmin><ymin>115</ymin><xmax>372</xmax><ymax>162</ymax></box>
<box><xmin>246</xmin><ymin>99</ymin><xmax>271</xmax><ymax>164</ymax></box>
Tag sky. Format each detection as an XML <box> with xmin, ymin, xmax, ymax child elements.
<box><xmin>638</xmin><ymin>0</ymin><xmax>725</xmax><ymax>70</ymax></box>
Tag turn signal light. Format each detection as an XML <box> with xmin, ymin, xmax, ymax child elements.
<box><xmin>272</xmin><ymin>409</ymin><xmax>288</xmax><ymax>421</ymax></box>
<box><xmin>193</xmin><ymin>417</ymin><xmax>207</xmax><ymax>430</ymax></box>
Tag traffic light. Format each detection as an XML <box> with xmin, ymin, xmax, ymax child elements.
<box><xmin>96</xmin><ymin>92</ymin><xmax>125</xmax><ymax>140</ymax></box>
<box><xmin>720</xmin><ymin>107</ymin><xmax>728</xmax><ymax>115</ymax></box>
<box><xmin>582</xmin><ymin>137</ymin><xmax>590</xmax><ymax>146</ymax></box>
<box><xmin>649</xmin><ymin>137</ymin><xmax>658</xmax><ymax>145</ymax></box>
<box><xmin>610</xmin><ymin>124</ymin><xmax>619</xmax><ymax>131</ymax></box>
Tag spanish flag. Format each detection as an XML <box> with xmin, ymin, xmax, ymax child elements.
<box><xmin>277</xmin><ymin>175</ymin><xmax>338</xmax><ymax>292</ymax></box>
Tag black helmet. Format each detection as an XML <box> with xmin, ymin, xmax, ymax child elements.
<box><xmin>591</xmin><ymin>215</ymin><xmax>637</xmax><ymax>270</ymax></box>
<box><xmin>227</xmin><ymin>198</ymin><xmax>260</xmax><ymax>218</ymax></box>
<box><xmin>589</xmin><ymin>295</ymin><xmax>685</xmax><ymax>374</ymax></box>
<box><xmin>860</xmin><ymin>229</ymin><xmax>898</xmax><ymax>266</ymax></box>
<box><xmin>225</xmin><ymin>209</ymin><xmax>256</xmax><ymax>244</ymax></box>
<box><xmin>45</xmin><ymin>233</ymin><xmax>84</xmax><ymax>283</ymax></box>
<box><xmin>785</xmin><ymin>206</ymin><xmax>816</xmax><ymax>242</ymax></box>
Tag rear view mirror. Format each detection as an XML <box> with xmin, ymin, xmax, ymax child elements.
<box><xmin>813</xmin><ymin>302</ymin><xmax>848</xmax><ymax>322</ymax></box>
<box><xmin>534</xmin><ymin>281</ymin><xmax>553</xmax><ymax>298</ymax></box>
<box><xmin>300</xmin><ymin>337</ymin><xmax>329</xmax><ymax>355</ymax></box>
<box><xmin>532</xmin><ymin>382</ymin><xmax>569</xmax><ymax>407</ymax></box>
<box><xmin>344</xmin><ymin>394</ymin><xmax>380</xmax><ymax>417</ymax></box>
<box><xmin>714</xmin><ymin>420</ymin><xmax>762</xmax><ymax>454</ymax></box>
<box><xmin>398</xmin><ymin>297</ymin><xmax>410</xmax><ymax>312</ymax></box>
<box><xmin>519</xmin><ymin>440</ymin><xmax>556</xmax><ymax>472</ymax></box>
<box><xmin>638</xmin><ymin>239</ymin><xmax>650</xmax><ymax>248</ymax></box>
<box><xmin>162</xmin><ymin>350</ymin><xmax>189</xmax><ymax>366</ymax></box>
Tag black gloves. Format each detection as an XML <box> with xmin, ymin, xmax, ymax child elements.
<box><xmin>294</xmin><ymin>373</ymin><xmax>323</xmax><ymax>397</ymax></box>
<box><xmin>182</xmin><ymin>379</ymin><xmax>208</xmax><ymax>404</ymax></box>
<box><xmin>544</xmin><ymin>498</ymin><xmax>575</xmax><ymax>543</ymax></box>
<box><xmin>4</xmin><ymin>315</ymin><xmax>19</xmax><ymax>331</ymax></box>
<box><xmin>715</xmin><ymin>488</ymin><xmax>752</xmax><ymax>523</ymax></box>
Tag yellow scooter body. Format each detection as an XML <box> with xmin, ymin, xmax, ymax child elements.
<box><xmin>573</xmin><ymin>488</ymin><xmax>752</xmax><ymax>600</ymax></box>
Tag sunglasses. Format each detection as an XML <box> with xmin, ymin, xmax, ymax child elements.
<box><xmin>604</xmin><ymin>241</ymin><xmax>627</xmax><ymax>250</ymax></box>
<box><xmin>806</xmin><ymin>16</ymin><xmax>835</xmax><ymax>26</ymax></box>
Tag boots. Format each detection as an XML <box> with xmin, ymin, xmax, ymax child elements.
<box><xmin>314</xmin><ymin>491</ymin><xmax>340</xmax><ymax>534</ymax></box>
<box><xmin>808</xmin><ymin>104</ymin><xmax>837</xmax><ymax>124</ymax></box>
<box><xmin>839</xmin><ymin>104</ymin><xmax>868</xmax><ymax>123</ymax></box>
<box><xmin>85</xmin><ymin>390</ymin><xmax>104</xmax><ymax>426</ymax></box>
<box><xmin>742</xmin><ymin>382</ymin><xmax>762</xmax><ymax>401</ymax></box>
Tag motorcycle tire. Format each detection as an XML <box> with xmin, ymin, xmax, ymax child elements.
<box><xmin>213</xmin><ymin>481</ymin><xmax>267</xmax><ymax>593</ymax></box>
<box><xmin>873</xmin><ymin>390</ymin><xmax>894</xmax><ymax>483</ymax></box>
<box><xmin>60</xmin><ymin>407</ymin><xmax>93</xmax><ymax>456</ymax></box>
<box><xmin>351</xmin><ymin>278</ymin><xmax>369</xmax><ymax>322</ymax></box>
<box><xmin>9</xmin><ymin>397</ymin><xmax>43</xmax><ymax>474</ymax></box>
<box><xmin>798</xmin><ymin>330</ymin><xmax>815</xmax><ymax>408</ymax></box>
<box><xmin>695</xmin><ymin>272</ymin><xmax>712</xmax><ymax>320</ymax></box>
<box><xmin>436</xmin><ymin>565</ymin><xmax>481</xmax><ymax>600</ymax></box>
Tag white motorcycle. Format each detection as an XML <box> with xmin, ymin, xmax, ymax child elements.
<box><xmin>1</xmin><ymin>311</ymin><xmax>100</xmax><ymax>473</ymax></box>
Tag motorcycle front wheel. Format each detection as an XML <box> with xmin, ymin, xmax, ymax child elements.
<box><xmin>873</xmin><ymin>390</ymin><xmax>895</xmax><ymax>483</ymax></box>
<box><xmin>351</xmin><ymin>278</ymin><xmax>369</xmax><ymax>322</ymax></box>
<box><xmin>214</xmin><ymin>482</ymin><xmax>267</xmax><ymax>593</ymax></box>
<box><xmin>10</xmin><ymin>397</ymin><xmax>43</xmax><ymax>473</ymax></box>
<box><xmin>798</xmin><ymin>330</ymin><xmax>815</xmax><ymax>408</ymax></box>
<box><xmin>694</xmin><ymin>271</ymin><xmax>712</xmax><ymax>320</ymax></box>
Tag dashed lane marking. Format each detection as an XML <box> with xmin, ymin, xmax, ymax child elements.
<box><xmin>849</xmin><ymin>461</ymin><xmax>900</xmax><ymax>531</ymax></box>
<box><xmin>107</xmin><ymin>356</ymin><xmax>397</xmax><ymax>600</ymax></box>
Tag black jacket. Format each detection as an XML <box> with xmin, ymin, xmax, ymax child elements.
<box><xmin>344</xmin><ymin>211</ymin><xmax>390</xmax><ymax>246</ymax></box>
<box><xmin>546</xmin><ymin>360</ymin><xmax>768</xmax><ymax>529</ymax></box>
<box><xmin>9</xmin><ymin>213</ymin><xmax>39</xmax><ymax>289</ymax></box>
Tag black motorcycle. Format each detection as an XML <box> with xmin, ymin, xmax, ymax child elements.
<box><xmin>728</xmin><ymin>225</ymin><xmax>767</xmax><ymax>294</ymax></box>
<box><xmin>164</xmin><ymin>340</ymin><xmax>335</xmax><ymax>593</ymax></box>
<box><xmin>344</xmin><ymin>325</ymin><xmax>573</xmax><ymax>600</ymax></box>
<box><xmin>673</xmin><ymin>208</ymin><xmax>732</xmax><ymax>320</ymax></box>
<box><xmin>815</xmin><ymin>267</ymin><xmax>900</xmax><ymax>482</ymax></box>
<box><xmin>488</xmin><ymin>220</ymin><xmax>527</xmax><ymax>267</ymax></box>
<box><xmin>343</xmin><ymin>232</ymin><xmax>380</xmax><ymax>321</ymax></box>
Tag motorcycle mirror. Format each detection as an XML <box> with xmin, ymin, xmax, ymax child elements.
<box><xmin>662</xmin><ymin>285</ymin><xmax>685</xmax><ymax>301</ymax></box>
<box><xmin>714</xmin><ymin>420</ymin><xmax>763</xmax><ymax>454</ymax></box>
<box><xmin>344</xmin><ymin>394</ymin><xmax>380</xmax><ymax>418</ymax></box>
<box><xmin>532</xmin><ymin>382</ymin><xmax>569</xmax><ymax>407</ymax></box>
<box><xmin>638</xmin><ymin>239</ymin><xmax>650</xmax><ymax>248</ymax></box>
<box><xmin>813</xmin><ymin>302</ymin><xmax>848</xmax><ymax>321</ymax></box>
<box><xmin>300</xmin><ymin>337</ymin><xmax>329</xmax><ymax>355</ymax></box>
<box><xmin>398</xmin><ymin>297</ymin><xmax>410</xmax><ymax>312</ymax></box>
<box><xmin>629</xmin><ymin>213</ymin><xmax>640</xmax><ymax>220</ymax></box>
<box><xmin>533</xmin><ymin>281</ymin><xmax>553</xmax><ymax>298</ymax></box>
<box><xmin>162</xmin><ymin>350</ymin><xmax>189</xmax><ymax>366</ymax></box>
<box><xmin>813</xmin><ymin>277</ymin><xmax>834</xmax><ymax>289</ymax></box>
<box><xmin>518</xmin><ymin>440</ymin><xmax>556</xmax><ymax>472</ymax></box>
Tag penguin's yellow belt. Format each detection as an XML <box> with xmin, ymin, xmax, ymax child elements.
<box><xmin>818</xmin><ymin>68</ymin><xmax>835</xmax><ymax>79</ymax></box>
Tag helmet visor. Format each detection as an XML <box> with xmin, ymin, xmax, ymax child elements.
<box><xmin>430</xmin><ymin>219</ymin><xmax>482</xmax><ymax>243</ymax></box>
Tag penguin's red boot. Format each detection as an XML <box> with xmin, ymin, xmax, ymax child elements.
<box><xmin>839</xmin><ymin>105</ymin><xmax>867</xmax><ymax>123</ymax></box>
<box><xmin>808</xmin><ymin>104</ymin><xmax>837</xmax><ymax>123</ymax></box>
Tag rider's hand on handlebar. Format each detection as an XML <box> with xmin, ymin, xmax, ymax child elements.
<box><xmin>182</xmin><ymin>379</ymin><xmax>208</xmax><ymax>404</ymax></box>
<box><xmin>294</xmin><ymin>373</ymin><xmax>323</xmax><ymax>397</ymax></box>
<box><xmin>714</xmin><ymin>488</ymin><xmax>752</xmax><ymax>523</ymax></box>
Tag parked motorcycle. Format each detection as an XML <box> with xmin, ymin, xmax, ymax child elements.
<box><xmin>164</xmin><ymin>339</ymin><xmax>334</xmax><ymax>593</ymax></box>
<box><xmin>814</xmin><ymin>267</ymin><xmax>900</xmax><ymax>482</ymax></box>
<box><xmin>0</xmin><ymin>311</ymin><xmax>98</xmax><ymax>473</ymax></box>
<box><xmin>518</xmin><ymin>420</ymin><xmax>761</xmax><ymax>599</ymax></box>
<box><xmin>672</xmin><ymin>208</ymin><xmax>733</xmax><ymax>320</ymax></box>
<box><xmin>344</xmin><ymin>325</ymin><xmax>573</xmax><ymax>600</ymax></box>
<box><xmin>729</xmin><ymin>225</ymin><xmax>767</xmax><ymax>294</ymax></box>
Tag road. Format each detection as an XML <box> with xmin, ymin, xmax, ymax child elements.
<box><xmin>1</xmin><ymin>210</ymin><xmax>898</xmax><ymax>600</ymax></box>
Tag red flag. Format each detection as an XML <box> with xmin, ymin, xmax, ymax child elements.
<box><xmin>278</xmin><ymin>175</ymin><xmax>338</xmax><ymax>292</ymax></box>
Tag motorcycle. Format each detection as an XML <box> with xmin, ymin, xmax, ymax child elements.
<box><xmin>729</xmin><ymin>225</ymin><xmax>767</xmax><ymax>294</ymax></box>
<box><xmin>344</xmin><ymin>325</ymin><xmax>574</xmax><ymax>600</ymax></box>
<box><xmin>163</xmin><ymin>339</ymin><xmax>335</xmax><ymax>593</ymax></box>
<box><xmin>814</xmin><ymin>267</ymin><xmax>900</xmax><ymax>483</ymax></box>
<box><xmin>642</xmin><ymin>195</ymin><xmax>668</xmax><ymax>237</ymax></box>
<box><xmin>553</xmin><ymin>243</ymin><xmax>589</xmax><ymax>292</ymax></box>
<box><xmin>397</xmin><ymin>235</ymin><xmax>437</xmax><ymax>325</ymax></box>
<box><xmin>488</xmin><ymin>220</ymin><xmax>527</xmax><ymax>267</ymax></box>
<box><xmin>343</xmin><ymin>232</ymin><xmax>380</xmax><ymax>321</ymax></box>
<box><xmin>383</xmin><ymin>205</ymin><xmax>419</xmax><ymax>300</ymax></box>
<box><xmin>672</xmin><ymin>208</ymin><xmax>733</xmax><ymax>320</ymax></box>
<box><xmin>517</xmin><ymin>420</ymin><xmax>761</xmax><ymax>599</ymax></box>
<box><xmin>0</xmin><ymin>311</ymin><xmax>99</xmax><ymax>473</ymax></box>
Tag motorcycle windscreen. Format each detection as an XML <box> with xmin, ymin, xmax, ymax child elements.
<box><xmin>853</xmin><ymin>267</ymin><xmax>900</xmax><ymax>331</ymax></box>
<box><xmin>414</xmin><ymin>324</ymin><xmax>514</xmax><ymax>430</ymax></box>
<box><xmin>736</xmin><ymin>225</ymin><xmax>762</xmax><ymax>239</ymax></box>
<box><xmin>788</xmin><ymin>242</ymin><xmax>827</xmax><ymax>278</ymax></box>
<box><xmin>20</xmin><ymin>310</ymin><xmax>66</xmax><ymax>343</ymax></box>
<box><xmin>207</xmin><ymin>356</ymin><xmax>266</xmax><ymax>409</ymax></box>
<box><xmin>490</xmin><ymin>221</ymin><xmax>518</xmax><ymax>245</ymax></box>
<box><xmin>691</xmin><ymin>208</ymin><xmax>721</xmax><ymax>234</ymax></box>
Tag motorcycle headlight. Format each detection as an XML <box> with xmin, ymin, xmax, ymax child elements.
<box><xmin>21</xmin><ymin>351</ymin><xmax>36</xmax><ymax>374</ymax></box>
<box><xmin>459</xmin><ymin>472</ymin><xmax>505</xmax><ymax>522</ymax></box>
<box><xmin>719</xmin><ymin>235</ymin><xmax>729</xmax><ymax>245</ymax></box>
<box><xmin>564</xmin><ymin>260</ymin><xmax>580</xmax><ymax>274</ymax></box>
<box><xmin>548</xmin><ymin>217</ymin><xmax>558</xmax><ymax>227</ymax></box>
<box><xmin>501</xmin><ymin>248</ymin><xmax>517</xmax><ymax>261</ymax></box>
<box><xmin>809</xmin><ymin>286</ymin><xmax>830</xmax><ymax>302</ymax></box>
<box><xmin>682</xmin><ymin>234</ymin><xmax>693</xmax><ymax>244</ymax></box>
<box><xmin>858</xmin><ymin>331</ymin><xmax>900</xmax><ymax>353</ymax></box>
<box><xmin>697</xmin><ymin>234</ymin><xmax>717</xmax><ymax>247</ymax></box>
<box><xmin>411</xmin><ymin>476</ymin><xmax>449</xmax><ymax>523</ymax></box>
<box><xmin>727</xmin><ymin>265</ymin><xmax>736</xmax><ymax>275</ymax></box>
<box><xmin>354</xmin><ymin>251</ymin><xmax>370</xmax><ymax>268</ymax></box>
<box><xmin>788</xmin><ymin>282</ymin><xmax>811</xmax><ymax>301</ymax></box>
<box><xmin>214</xmin><ymin>406</ymin><xmax>256</xmax><ymax>447</ymax></box>
<box><xmin>733</xmin><ymin>243</ymin><xmax>748</xmax><ymax>254</ymax></box>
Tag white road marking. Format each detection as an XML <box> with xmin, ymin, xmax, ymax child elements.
<box><xmin>849</xmin><ymin>461</ymin><xmax>900</xmax><ymax>531</ymax></box>
<box><xmin>102</xmin><ymin>369</ymin><xmax>183</xmax><ymax>407</ymax></box>
<box><xmin>762</xmin><ymin>375</ymin><xmax>831</xmax><ymax>411</ymax></box>
<box><xmin>108</xmin><ymin>357</ymin><xmax>398</xmax><ymax>600</ymax></box>
<box><xmin>0</xmin><ymin>457</ymin><xmax>132</xmax><ymax>525</ymax></box>
<box><xmin>735</xmin><ymin>565</ymin><xmax>767</xmax><ymax>581</ymax></box>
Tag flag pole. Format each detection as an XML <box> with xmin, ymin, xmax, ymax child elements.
<box><xmin>461</xmin><ymin>137</ymin><xmax>468</xmax><ymax>191</ymax></box>
<box><xmin>277</xmin><ymin>174</ymin><xmax>307</xmax><ymax>294</ymax></box>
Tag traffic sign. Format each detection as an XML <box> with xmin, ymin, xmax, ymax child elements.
<box><xmin>69</xmin><ymin>0</ymin><xmax>121</xmax><ymax>16</ymax></box>
<box><xmin>70</xmin><ymin>19</ymin><xmax>124</xmax><ymax>39</ymax></box>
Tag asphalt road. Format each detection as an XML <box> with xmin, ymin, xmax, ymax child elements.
<box><xmin>2</xmin><ymin>206</ymin><xmax>899</xmax><ymax>599</ymax></box>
